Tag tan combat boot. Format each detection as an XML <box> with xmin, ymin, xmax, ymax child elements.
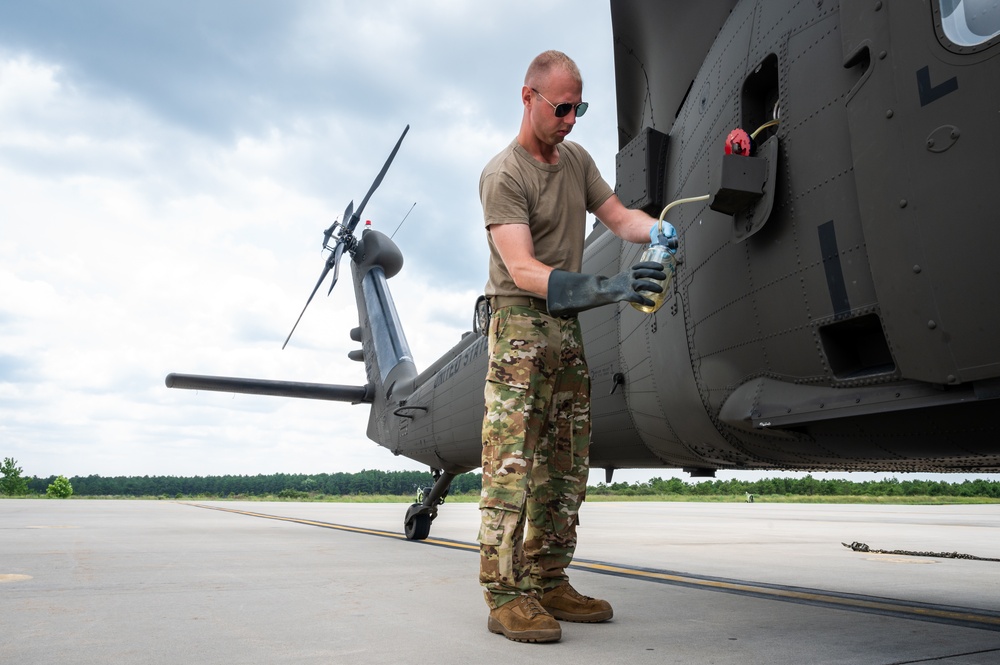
<box><xmin>540</xmin><ymin>583</ymin><xmax>614</xmax><ymax>622</ymax></box>
<box><xmin>487</xmin><ymin>595</ymin><xmax>562</xmax><ymax>643</ymax></box>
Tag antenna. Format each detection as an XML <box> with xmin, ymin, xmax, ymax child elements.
<box><xmin>390</xmin><ymin>202</ymin><xmax>417</xmax><ymax>240</ymax></box>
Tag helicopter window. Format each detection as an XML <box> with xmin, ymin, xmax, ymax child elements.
<box><xmin>936</xmin><ymin>0</ymin><xmax>1000</xmax><ymax>49</ymax></box>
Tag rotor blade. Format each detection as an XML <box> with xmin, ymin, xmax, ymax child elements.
<box><xmin>285</xmin><ymin>126</ymin><xmax>409</xmax><ymax>349</ymax></box>
<box><xmin>321</xmin><ymin>222</ymin><xmax>335</xmax><ymax>248</ymax></box>
<box><xmin>350</xmin><ymin>124</ymin><xmax>410</xmax><ymax>230</ymax></box>
<box><xmin>323</xmin><ymin>200</ymin><xmax>354</xmax><ymax>248</ymax></box>
<box><xmin>326</xmin><ymin>241</ymin><xmax>346</xmax><ymax>296</ymax></box>
<box><xmin>340</xmin><ymin>200</ymin><xmax>354</xmax><ymax>237</ymax></box>
<box><xmin>282</xmin><ymin>258</ymin><xmax>333</xmax><ymax>349</ymax></box>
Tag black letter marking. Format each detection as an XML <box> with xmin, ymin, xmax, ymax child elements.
<box><xmin>916</xmin><ymin>66</ymin><xmax>958</xmax><ymax>107</ymax></box>
<box><xmin>818</xmin><ymin>221</ymin><xmax>850</xmax><ymax>318</ymax></box>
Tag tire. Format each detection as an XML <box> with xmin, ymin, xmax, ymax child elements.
<box><xmin>404</xmin><ymin>507</ymin><xmax>431</xmax><ymax>541</ymax></box>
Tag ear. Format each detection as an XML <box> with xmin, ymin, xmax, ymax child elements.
<box><xmin>521</xmin><ymin>85</ymin><xmax>532</xmax><ymax>108</ymax></box>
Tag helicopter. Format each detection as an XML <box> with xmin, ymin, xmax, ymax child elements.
<box><xmin>167</xmin><ymin>0</ymin><xmax>1000</xmax><ymax>540</ymax></box>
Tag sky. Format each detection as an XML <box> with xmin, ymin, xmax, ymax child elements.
<box><xmin>1</xmin><ymin>1</ymin><xmax>995</xmax><ymax>488</ymax></box>
<box><xmin>0</xmin><ymin>0</ymin><xmax>627</xmax><ymax>480</ymax></box>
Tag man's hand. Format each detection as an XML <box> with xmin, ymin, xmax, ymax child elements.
<box><xmin>546</xmin><ymin>262</ymin><xmax>666</xmax><ymax>318</ymax></box>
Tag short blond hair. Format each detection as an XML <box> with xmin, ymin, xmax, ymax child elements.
<box><xmin>524</xmin><ymin>50</ymin><xmax>582</xmax><ymax>89</ymax></box>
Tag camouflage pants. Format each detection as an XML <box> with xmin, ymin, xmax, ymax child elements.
<box><xmin>479</xmin><ymin>306</ymin><xmax>590</xmax><ymax>609</ymax></box>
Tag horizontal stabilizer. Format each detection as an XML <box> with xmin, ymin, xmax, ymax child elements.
<box><xmin>165</xmin><ymin>373</ymin><xmax>372</xmax><ymax>403</ymax></box>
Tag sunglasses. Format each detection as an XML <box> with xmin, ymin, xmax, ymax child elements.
<box><xmin>532</xmin><ymin>88</ymin><xmax>589</xmax><ymax>118</ymax></box>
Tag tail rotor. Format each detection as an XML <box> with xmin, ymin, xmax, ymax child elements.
<box><xmin>282</xmin><ymin>125</ymin><xmax>410</xmax><ymax>350</ymax></box>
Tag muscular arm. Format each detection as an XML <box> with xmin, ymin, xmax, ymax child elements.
<box><xmin>594</xmin><ymin>194</ymin><xmax>657</xmax><ymax>244</ymax></box>
<box><xmin>488</xmin><ymin>223</ymin><xmax>553</xmax><ymax>297</ymax></box>
<box><xmin>489</xmin><ymin>194</ymin><xmax>658</xmax><ymax>298</ymax></box>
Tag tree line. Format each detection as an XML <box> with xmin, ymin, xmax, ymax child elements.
<box><xmin>5</xmin><ymin>457</ymin><xmax>1000</xmax><ymax>499</ymax></box>
<box><xmin>19</xmin><ymin>469</ymin><xmax>484</xmax><ymax>498</ymax></box>
<box><xmin>2</xmin><ymin>457</ymin><xmax>73</xmax><ymax>497</ymax></box>
<box><xmin>590</xmin><ymin>475</ymin><xmax>1000</xmax><ymax>498</ymax></box>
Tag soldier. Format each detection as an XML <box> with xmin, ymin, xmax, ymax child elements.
<box><xmin>479</xmin><ymin>50</ymin><xmax>665</xmax><ymax>643</ymax></box>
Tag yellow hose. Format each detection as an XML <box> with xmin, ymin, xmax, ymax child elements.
<box><xmin>657</xmin><ymin>194</ymin><xmax>710</xmax><ymax>236</ymax></box>
<box><xmin>750</xmin><ymin>119</ymin><xmax>780</xmax><ymax>140</ymax></box>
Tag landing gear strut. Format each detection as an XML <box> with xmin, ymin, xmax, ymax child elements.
<box><xmin>403</xmin><ymin>469</ymin><xmax>456</xmax><ymax>540</ymax></box>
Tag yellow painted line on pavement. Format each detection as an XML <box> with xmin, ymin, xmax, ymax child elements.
<box><xmin>570</xmin><ymin>560</ymin><xmax>1000</xmax><ymax>628</ymax></box>
<box><xmin>184</xmin><ymin>502</ymin><xmax>410</xmax><ymax>540</ymax></box>
<box><xmin>182</xmin><ymin>502</ymin><xmax>1000</xmax><ymax>632</ymax></box>
<box><xmin>184</xmin><ymin>502</ymin><xmax>478</xmax><ymax>550</ymax></box>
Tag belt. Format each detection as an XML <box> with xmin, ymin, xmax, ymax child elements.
<box><xmin>489</xmin><ymin>295</ymin><xmax>550</xmax><ymax>316</ymax></box>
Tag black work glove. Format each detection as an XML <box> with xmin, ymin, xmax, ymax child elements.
<box><xmin>546</xmin><ymin>261</ymin><xmax>666</xmax><ymax>318</ymax></box>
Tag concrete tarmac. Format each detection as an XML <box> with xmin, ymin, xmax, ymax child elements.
<box><xmin>2</xmin><ymin>499</ymin><xmax>1000</xmax><ymax>664</ymax></box>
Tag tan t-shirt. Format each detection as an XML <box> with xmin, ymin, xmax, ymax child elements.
<box><xmin>481</xmin><ymin>139</ymin><xmax>614</xmax><ymax>297</ymax></box>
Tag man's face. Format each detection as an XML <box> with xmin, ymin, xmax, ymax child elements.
<box><xmin>527</xmin><ymin>68</ymin><xmax>583</xmax><ymax>147</ymax></box>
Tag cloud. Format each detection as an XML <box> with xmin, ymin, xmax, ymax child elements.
<box><xmin>0</xmin><ymin>1</ymin><xmax>627</xmax><ymax>478</ymax></box>
<box><xmin>2</xmin><ymin>2</ymin><xmax>997</xmax><ymax>489</ymax></box>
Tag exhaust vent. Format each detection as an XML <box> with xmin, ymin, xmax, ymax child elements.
<box><xmin>819</xmin><ymin>313</ymin><xmax>895</xmax><ymax>379</ymax></box>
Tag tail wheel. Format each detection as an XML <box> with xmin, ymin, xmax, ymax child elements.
<box><xmin>404</xmin><ymin>508</ymin><xmax>432</xmax><ymax>541</ymax></box>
